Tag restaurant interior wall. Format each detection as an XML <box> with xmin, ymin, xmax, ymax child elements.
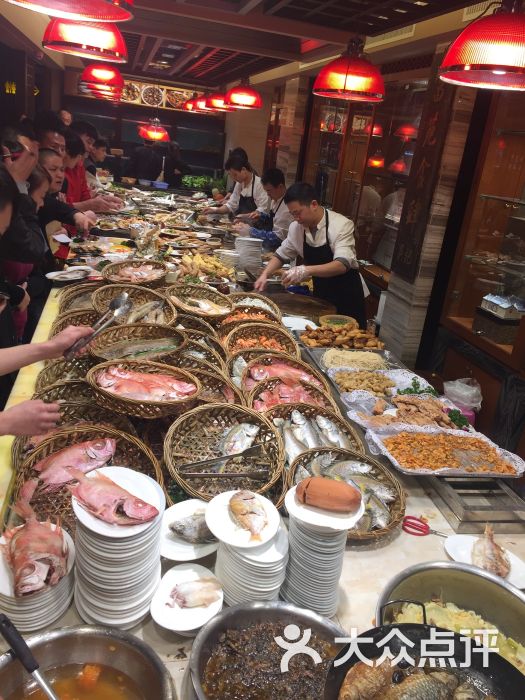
<box><xmin>223</xmin><ymin>87</ymin><xmax>273</xmax><ymax>177</ymax></box>
<box><xmin>274</xmin><ymin>75</ymin><xmax>311</xmax><ymax>187</ymax></box>
<box><xmin>0</xmin><ymin>42</ymin><xmax>35</xmax><ymax>127</ymax></box>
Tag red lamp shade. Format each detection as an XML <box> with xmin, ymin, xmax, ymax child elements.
<box><xmin>183</xmin><ymin>94</ymin><xmax>197</xmax><ymax>111</ymax></box>
<box><xmin>43</xmin><ymin>19</ymin><xmax>128</xmax><ymax>63</ymax></box>
<box><xmin>440</xmin><ymin>7</ymin><xmax>525</xmax><ymax>90</ymax></box>
<box><xmin>224</xmin><ymin>83</ymin><xmax>263</xmax><ymax>109</ymax></box>
<box><xmin>394</xmin><ymin>123</ymin><xmax>418</xmax><ymax>141</ymax></box>
<box><xmin>313</xmin><ymin>37</ymin><xmax>385</xmax><ymax>102</ymax></box>
<box><xmin>367</xmin><ymin>153</ymin><xmax>385</xmax><ymax>168</ymax></box>
<box><xmin>206</xmin><ymin>92</ymin><xmax>231</xmax><ymax>111</ymax></box>
<box><xmin>388</xmin><ymin>158</ymin><xmax>408</xmax><ymax>175</ymax></box>
<box><xmin>6</xmin><ymin>0</ymin><xmax>133</xmax><ymax>22</ymax></box>
<box><xmin>79</xmin><ymin>64</ymin><xmax>124</xmax><ymax>100</ymax></box>
<box><xmin>365</xmin><ymin>123</ymin><xmax>383</xmax><ymax>137</ymax></box>
<box><xmin>195</xmin><ymin>95</ymin><xmax>213</xmax><ymax>111</ymax></box>
<box><xmin>138</xmin><ymin>119</ymin><xmax>169</xmax><ymax>142</ymax></box>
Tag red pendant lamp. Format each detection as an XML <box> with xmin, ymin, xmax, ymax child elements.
<box><xmin>195</xmin><ymin>95</ymin><xmax>214</xmax><ymax>111</ymax></box>
<box><xmin>206</xmin><ymin>92</ymin><xmax>232</xmax><ymax>111</ymax></box>
<box><xmin>138</xmin><ymin>118</ymin><xmax>169</xmax><ymax>142</ymax></box>
<box><xmin>367</xmin><ymin>151</ymin><xmax>385</xmax><ymax>168</ymax></box>
<box><xmin>365</xmin><ymin>123</ymin><xmax>383</xmax><ymax>137</ymax></box>
<box><xmin>440</xmin><ymin>0</ymin><xmax>525</xmax><ymax>90</ymax></box>
<box><xmin>313</xmin><ymin>37</ymin><xmax>385</xmax><ymax>102</ymax></box>
<box><xmin>394</xmin><ymin>123</ymin><xmax>419</xmax><ymax>141</ymax></box>
<box><xmin>224</xmin><ymin>81</ymin><xmax>263</xmax><ymax>110</ymax></box>
<box><xmin>183</xmin><ymin>93</ymin><xmax>198</xmax><ymax>111</ymax></box>
<box><xmin>6</xmin><ymin>0</ymin><xmax>133</xmax><ymax>22</ymax></box>
<box><xmin>388</xmin><ymin>157</ymin><xmax>409</xmax><ymax>175</ymax></box>
<box><xmin>79</xmin><ymin>64</ymin><xmax>124</xmax><ymax>100</ymax></box>
<box><xmin>43</xmin><ymin>19</ymin><xmax>128</xmax><ymax>63</ymax></box>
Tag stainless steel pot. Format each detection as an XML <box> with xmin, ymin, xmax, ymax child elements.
<box><xmin>0</xmin><ymin>625</ymin><xmax>175</xmax><ymax>700</ymax></box>
<box><xmin>189</xmin><ymin>601</ymin><xmax>345</xmax><ymax>700</ymax></box>
<box><xmin>376</xmin><ymin>560</ymin><xmax>525</xmax><ymax>645</ymax></box>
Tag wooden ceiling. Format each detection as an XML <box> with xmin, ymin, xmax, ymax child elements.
<box><xmin>121</xmin><ymin>0</ymin><xmax>479</xmax><ymax>87</ymax></box>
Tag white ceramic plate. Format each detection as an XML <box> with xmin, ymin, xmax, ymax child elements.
<box><xmin>150</xmin><ymin>563</ymin><xmax>223</xmax><ymax>631</ymax></box>
<box><xmin>161</xmin><ymin>500</ymin><xmax>218</xmax><ymax>561</ymax></box>
<box><xmin>444</xmin><ymin>534</ymin><xmax>525</xmax><ymax>589</ymax></box>
<box><xmin>282</xmin><ymin>316</ymin><xmax>317</xmax><ymax>332</ymax></box>
<box><xmin>205</xmin><ymin>490</ymin><xmax>280</xmax><ymax>549</ymax></box>
<box><xmin>285</xmin><ymin>486</ymin><xmax>364</xmax><ymax>531</ymax></box>
<box><xmin>46</xmin><ymin>266</ymin><xmax>92</xmax><ymax>281</ymax></box>
<box><xmin>71</xmin><ymin>466</ymin><xmax>163</xmax><ymax>538</ymax></box>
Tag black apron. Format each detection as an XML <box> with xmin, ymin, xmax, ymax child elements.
<box><xmin>303</xmin><ymin>210</ymin><xmax>366</xmax><ymax>329</ymax></box>
<box><xmin>269</xmin><ymin>197</ymin><xmax>284</xmax><ymax>230</ymax></box>
<box><xmin>236</xmin><ymin>176</ymin><xmax>257</xmax><ymax>215</ymax></box>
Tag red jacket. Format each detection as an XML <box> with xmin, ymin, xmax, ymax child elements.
<box><xmin>64</xmin><ymin>162</ymin><xmax>91</xmax><ymax>205</ymax></box>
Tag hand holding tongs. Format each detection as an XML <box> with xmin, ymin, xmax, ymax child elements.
<box><xmin>63</xmin><ymin>292</ymin><xmax>132</xmax><ymax>360</ymax></box>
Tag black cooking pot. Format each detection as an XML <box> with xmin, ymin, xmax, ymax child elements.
<box><xmin>323</xmin><ymin>600</ymin><xmax>525</xmax><ymax>699</ymax></box>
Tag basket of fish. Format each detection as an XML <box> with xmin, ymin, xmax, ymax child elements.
<box><xmin>57</xmin><ymin>281</ymin><xmax>103</xmax><ymax>313</ymax></box>
<box><xmin>176</xmin><ymin>313</ymin><xmax>219</xmax><ymax>337</ymax></box>
<box><xmin>217</xmin><ymin>308</ymin><xmax>281</xmax><ymax>339</ymax></box>
<box><xmin>87</xmin><ymin>360</ymin><xmax>202</xmax><ymax>419</ymax></box>
<box><xmin>180</xmin><ymin>329</ymin><xmax>228</xmax><ymax>362</ymax></box>
<box><xmin>228</xmin><ymin>292</ymin><xmax>282</xmax><ymax>320</ymax></box>
<box><xmin>288</xmin><ymin>447</ymin><xmax>405</xmax><ymax>541</ymax></box>
<box><xmin>13</xmin><ymin>424</ymin><xmax>162</xmax><ymax>534</ymax></box>
<box><xmin>34</xmin><ymin>357</ymin><xmax>97</xmax><ymax>392</ymax></box>
<box><xmin>164</xmin><ymin>403</ymin><xmax>285</xmax><ymax>502</ymax></box>
<box><xmin>174</xmin><ymin>339</ymin><xmax>227</xmax><ymax>373</ymax></box>
<box><xmin>48</xmin><ymin>309</ymin><xmax>99</xmax><ymax>338</ymax></box>
<box><xmin>223</xmin><ymin>323</ymin><xmax>301</xmax><ymax>358</ymax></box>
<box><xmin>92</xmin><ymin>284</ymin><xmax>177</xmax><ymax>326</ymax></box>
<box><xmin>166</xmin><ymin>283</ymin><xmax>234</xmax><ymax>320</ymax></box>
<box><xmin>265</xmin><ymin>403</ymin><xmax>364</xmax><ymax>467</ymax></box>
<box><xmin>248</xmin><ymin>377</ymin><xmax>339</xmax><ymax>414</ymax></box>
<box><xmin>189</xmin><ymin>368</ymin><xmax>245</xmax><ymax>406</ymax></box>
<box><xmin>240</xmin><ymin>352</ymin><xmax>332</xmax><ymax>394</ymax></box>
<box><xmin>102</xmin><ymin>260</ymin><xmax>167</xmax><ymax>287</ymax></box>
<box><xmin>89</xmin><ymin>324</ymin><xmax>186</xmax><ymax>363</ymax></box>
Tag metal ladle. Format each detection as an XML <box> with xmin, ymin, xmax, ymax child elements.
<box><xmin>0</xmin><ymin>614</ymin><xmax>59</xmax><ymax>700</ymax></box>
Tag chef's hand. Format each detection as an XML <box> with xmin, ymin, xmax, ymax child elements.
<box><xmin>282</xmin><ymin>265</ymin><xmax>309</xmax><ymax>287</ymax></box>
<box><xmin>202</xmin><ymin>206</ymin><xmax>217</xmax><ymax>215</ymax></box>
<box><xmin>247</xmin><ymin>210</ymin><xmax>260</xmax><ymax>221</ymax></box>
<box><xmin>42</xmin><ymin>325</ymin><xmax>94</xmax><ymax>360</ymax></box>
<box><xmin>233</xmin><ymin>222</ymin><xmax>251</xmax><ymax>236</ymax></box>
<box><xmin>254</xmin><ymin>272</ymin><xmax>268</xmax><ymax>292</ymax></box>
<box><xmin>0</xmin><ymin>400</ymin><xmax>61</xmax><ymax>436</ymax></box>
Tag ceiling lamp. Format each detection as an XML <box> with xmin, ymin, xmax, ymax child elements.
<box><xmin>367</xmin><ymin>151</ymin><xmax>385</xmax><ymax>168</ymax></box>
<box><xmin>183</xmin><ymin>93</ymin><xmax>198</xmax><ymax>111</ymax></box>
<box><xmin>388</xmin><ymin>157</ymin><xmax>409</xmax><ymax>175</ymax></box>
<box><xmin>365</xmin><ymin>123</ymin><xmax>383</xmax><ymax>137</ymax></box>
<box><xmin>6</xmin><ymin>0</ymin><xmax>133</xmax><ymax>22</ymax></box>
<box><xmin>194</xmin><ymin>95</ymin><xmax>214</xmax><ymax>111</ymax></box>
<box><xmin>313</xmin><ymin>36</ymin><xmax>385</xmax><ymax>102</ymax></box>
<box><xmin>79</xmin><ymin>64</ymin><xmax>124</xmax><ymax>100</ymax></box>
<box><xmin>440</xmin><ymin>1</ymin><xmax>525</xmax><ymax>90</ymax></box>
<box><xmin>224</xmin><ymin>81</ymin><xmax>263</xmax><ymax>110</ymax></box>
<box><xmin>138</xmin><ymin>118</ymin><xmax>169</xmax><ymax>142</ymax></box>
<box><xmin>43</xmin><ymin>19</ymin><xmax>128</xmax><ymax>63</ymax></box>
<box><xmin>394</xmin><ymin>123</ymin><xmax>418</xmax><ymax>141</ymax></box>
<box><xmin>206</xmin><ymin>92</ymin><xmax>231</xmax><ymax>111</ymax></box>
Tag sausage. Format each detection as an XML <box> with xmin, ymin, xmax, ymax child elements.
<box><xmin>295</xmin><ymin>476</ymin><xmax>361</xmax><ymax>514</ymax></box>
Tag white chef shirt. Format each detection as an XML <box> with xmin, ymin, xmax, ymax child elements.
<box><xmin>271</xmin><ymin>197</ymin><xmax>294</xmax><ymax>240</ymax></box>
<box><xmin>274</xmin><ymin>208</ymin><xmax>358</xmax><ymax>269</ymax></box>
<box><xmin>226</xmin><ymin>174</ymin><xmax>270</xmax><ymax>215</ymax></box>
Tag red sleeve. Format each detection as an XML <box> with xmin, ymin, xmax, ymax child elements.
<box><xmin>78</xmin><ymin>163</ymin><xmax>91</xmax><ymax>202</ymax></box>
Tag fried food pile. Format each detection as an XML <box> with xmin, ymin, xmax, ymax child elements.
<box><xmin>301</xmin><ymin>323</ymin><xmax>384</xmax><ymax>349</ymax></box>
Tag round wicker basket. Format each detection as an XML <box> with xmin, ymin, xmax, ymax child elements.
<box><xmin>229</xmin><ymin>292</ymin><xmax>282</xmax><ymax>319</ymax></box>
<box><xmin>89</xmin><ymin>324</ymin><xmax>186</xmax><ymax>363</ymax></box>
<box><xmin>288</xmin><ymin>447</ymin><xmax>406</xmax><ymax>541</ymax></box>
<box><xmin>223</xmin><ymin>323</ymin><xmax>300</xmax><ymax>358</ymax></box>
<box><xmin>241</xmin><ymin>352</ymin><xmax>331</xmax><ymax>394</ymax></box>
<box><xmin>34</xmin><ymin>357</ymin><xmax>96</xmax><ymax>392</ymax></box>
<box><xmin>14</xmin><ymin>424</ymin><xmax>162</xmax><ymax>534</ymax></box>
<box><xmin>91</xmin><ymin>284</ymin><xmax>177</xmax><ymax>326</ymax></box>
<box><xmin>102</xmin><ymin>259</ymin><xmax>167</xmax><ymax>287</ymax></box>
<box><xmin>175</xmin><ymin>313</ymin><xmax>218</xmax><ymax>337</ymax></box>
<box><xmin>248</xmin><ymin>377</ymin><xmax>340</xmax><ymax>414</ymax></box>
<box><xmin>265</xmin><ymin>402</ymin><xmax>363</xmax><ymax>456</ymax></box>
<box><xmin>87</xmin><ymin>359</ymin><xmax>202</xmax><ymax>419</ymax></box>
<box><xmin>166</xmin><ymin>283</ymin><xmax>234</xmax><ymax>320</ymax></box>
<box><xmin>217</xmin><ymin>308</ymin><xmax>280</xmax><ymax>340</ymax></box>
<box><xmin>173</xmin><ymin>354</ymin><xmax>227</xmax><ymax>377</ymax></box>
<box><xmin>174</xmin><ymin>340</ymin><xmax>227</xmax><ymax>373</ymax></box>
<box><xmin>32</xmin><ymin>379</ymin><xmax>97</xmax><ymax>404</ymax></box>
<box><xmin>164</xmin><ymin>403</ymin><xmax>284</xmax><ymax>502</ymax></box>
<box><xmin>189</xmin><ymin>368</ymin><xmax>245</xmax><ymax>406</ymax></box>
<box><xmin>181</xmin><ymin>329</ymin><xmax>228</xmax><ymax>361</ymax></box>
<box><xmin>57</xmin><ymin>282</ymin><xmax>102</xmax><ymax>313</ymax></box>
<box><xmin>49</xmin><ymin>309</ymin><xmax>99</xmax><ymax>337</ymax></box>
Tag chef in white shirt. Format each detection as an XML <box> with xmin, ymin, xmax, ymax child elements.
<box><xmin>255</xmin><ymin>182</ymin><xmax>366</xmax><ymax>328</ymax></box>
<box><xmin>233</xmin><ymin>168</ymin><xmax>293</xmax><ymax>249</ymax></box>
<box><xmin>203</xmin><ymin>154</ymin><xmax>269</xmax><ymax>217</ymax></box>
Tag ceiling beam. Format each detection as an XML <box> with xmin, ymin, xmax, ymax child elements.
<box><xmin>131</xmin><ymin>35</ymin><xmax>147</xmax><ymax>71</ymax></box>
<box><xmin>142</xmin><ymin>38</ymin><xmax>163</xmax><ymax>71</ymax></box>
<box><xmin>216</xmin><ymin>55</ymin><xmax>263</xmax><ymax>80</ymax></box>
<box><xmin>238</xmin><ymin>0</ymin><xmax>265</xmax><ymax>14</ymax></box>
<box><xmin>194</xmin><ymin>51</ymin><xmax>241</xmax><ymax>78</ymax></box>
<box><xmin>168</xmin><ymin>44</ymin><xmax>205</xmax><ymax>76</ymax></box>
<box><xmin>265</xmin><ymin>0</ymin><xmax>293</xmax><ymax>16</ymax></box>
<box><xmin>184</xmin><ymin>47</ymin><xmax>221</xmax><ymax>75</ymax></box>
<box><xmin>134</xmin><ymin>0</ymin><xmax>350</xmax><ymax>45</ymax></box>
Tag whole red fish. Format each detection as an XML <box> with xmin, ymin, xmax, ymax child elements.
<box><xmin>33</xmin><ymin>438</ymin><xmax>116</xmax><ymax>491</ymax></box>
<box><xmin>68</xmin><ymin>470</ymin><xmax>159</xmax><ymax>525</ymax></box>
<box><xmin>244</xmin><ymin>362</ymin><xmax>322</xmax><ymax>391</ymax></box>
<box><xmin>1</xmin><ymin>480</ymin><xmax>68</xmax><ymax>596</ymax></box>
<box><xmin>96</xmin><ymin>366</ymin><xmax>197</xmax><ymax>402</ymax></box>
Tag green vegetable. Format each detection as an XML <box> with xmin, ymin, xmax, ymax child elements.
<box><xmin>448</xmin><ymin>409</ymin><xmax>470</xmax><ymax>429</ymax></box>
<box><xmin>182</xmin><ymin>175</ymin><xmax>212</xmax><ymax>190</ymax></box>
<box><xmin>95</xmin><ymin>260</ymin><xmax>111</xmax><ymax>271</ymax></box>
<box><xmin>397</xmin><ymin>377</ymin><xmax>439</xmax><ymax>397</ymax></box>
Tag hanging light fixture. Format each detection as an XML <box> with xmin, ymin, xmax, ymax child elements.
<box><xmin>79</xmin><ymin>64</ymin><xmax>124</xmax><ymax>100</ymax></box>
<box><xmin>183</xmin><ymin>93</ymin><xmax>198</xmax><ymax>111</ymax></box>
<box><xmin>138</xmin><ymin>118</ymin><xmax>169</xmax><ymax>142</ymax></box>
<box><xmin>440</xmin><ymin>0</ymin><xmax>525</xmax><ymax>90</ymax></box>
<box><xmin>394</xmin><ymin>123</ymin><xmax>419</xmax><ymax>141</ymax></box>
<box><xmin>206</xmin><ymin>92</ymin><xmax>232</xmax><ymax>111</ymax></box>
<box><xmin>194</xmin><ymin>95</ymin><xmax>214</xmax><ymax>111</ymax></box>
<box><xmin>7</xmin><ymin>0</ymin><xmax>133</xmax><ymax>21</ymax></box>
<box><xmin>312</xmin><ymin>36</ymin><xmax>385</xmax><ymax>102</ymax></box>
<box><xmin>367</xmin><ymin>151</ymin><xmax>385</xmax><ymax>168</ymax></box>
<box><xmin>388</xmin><ymin>157</ymin><xmax>409</xmax><ymax>175</ymax></box>
<box><xmin>224</xmin><ymin>81</ymin><xmax>263</xmax><ymax>110</ymax></box>
<box><xmin>43</xmin><ymin>18</ymin><xmax>128</xmax><ymax>62</ymax></box>
<box><xmin>365</xmin><ymin>123</ymin><xmax>383</xmax><ymax>137</ymax></box>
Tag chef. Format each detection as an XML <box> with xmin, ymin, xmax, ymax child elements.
<box><xmin>254</xmin><ymin>182</ymin><xmax>366</xmax><ymax>328</ymax></box>
<box><xmin>203</xmin><ymin>154</ymin><xmax>269</xmax><ymax>217</ymax></box>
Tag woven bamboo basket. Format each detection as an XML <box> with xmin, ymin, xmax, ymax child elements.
<box><xmin>32</xmin><ymin>379</ymin><xmax>97</xmax><ymax>404</ymax></box>
<box><xmin>173</xmin><ymin>353</ymin><xmax>227</xmax><ymax>376</ymax></box>
<box><xmin>241</xmin><ymin>352</ymin><xmax>331</xmax><ymax>394</ymax></box>
<box><xmin>166</xmin><ymin>283</ymin><xmax>233</xmax><ymax>320</ymax></box>
<box><xmin>89</xmin><ymin>323</ymin><xmax>186</xmax><ymax>363</ymax></box>
<box><xmin>229</xmin><ymin>292</ymin><xmax>282</xmax><ymax>319</ymax></box>
<box><xmin>57</xmin><ymin>281</ymin><xmax>102</xmax><ymax>313</ymax></box>
<box><xmin>176</xmin><ymin>313</ymin><xmax>218</xmax><ymax>337</ymax></box>
<box><xmin>189</xmin><ymin>368</ymin><xmax>245</xmax><ymax>406</ymax></box>
<box><xmin>224</xmin><ymin>323</ymin><xmax>300</xmax><ymax>358</ymax></box>
<box><xmin>173</xmin><ymin>340</ymin><xmax>227</xmax><ymax>373</ymax></box>
<box><xmin>164</xmin><ymin>403</ymin><xmax>284</xmax><ymax>502</ymax></box>
<box><xmin>87</xmin><ymin>359</ymin><xmax>202</xmax><ymax>419</ymax></box>
<box><xmin>34</xmin><ymin>357</ymin><xmax>96</xmax><ymax>392</ymax></box>
<box><xmin>288</xmin><ymin>447</ymin><xmax>406</xmax><ymax>542</ymax></box>
<box><xmin>49</xmin><ymin>309</ymin><xmax>99</xmax><ymax>337</ymax></box>
<box><xmin>14</xmin><ymin>424</ymin><xmax>162</xmax><ymax>534</ymax></box>
<box><xmin>102</xmin><ymin>259</ymin><xmax>167</xmax><ymax>288</ymax></box>
<box><xmin>181</xmin><ymin>329</ymin><xmax>228</xmax><ymax>361</ymax></box>
<box><xmin>226</xmin><ymin>349</ymin><xmax>274</xmax><ymax>383</ymax></box>
<box><xmin>217</xmin><ymin>309</ymin><xmax>280</xmax><ymax>340</ymax></box>
<box><xmin>264</xmin><ymin>471</ymin><xmax>288</xmax><ymax>511</ymax></box>
<box><xmin>248</xmin><ymin>377</ymin><xmax>340</xmax><ymax>414</ymax></box>
<box><xmin>91</xmin><ymin>284</ymin><xmax>177</xmax><ymax>326</ymax></box>
<box><xmin>265</xmin><ymin>402</ymin><xmax>364</xmax><ymax>456</ymax></box>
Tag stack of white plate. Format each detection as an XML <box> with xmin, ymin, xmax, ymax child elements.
<box><xmin>235</xmin><ymin>237</ymin><xmax>262</xmax><ymax>270</ymax></box>
<box><xmin>215</xmin><ymin>522</ymin><xmax>288</xmax><ymax>606</ymax></box>
<box><xmin>73</xmin><ymin>467</ymin><xmax>165</xmax><ymax>630</ymax></box>
<box><xmin>280</xmin><ymin>486</ymin><xmax>364</xmax><ymax>617</ymax></box>
<box><xmin>216</xmin><ymin>249</ymin><xmax>240</xmax><ymax>268</ymax></box>
<box><xmin>0</xmin><ymin>526</ymin><xmax>75</xmax><ymax>632</ymax></box>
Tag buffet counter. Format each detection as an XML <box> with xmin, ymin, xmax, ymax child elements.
<box><xmin>1</xmin><ymin>291</ymin><xmax>525</xmax><ymax>699</ymax></box>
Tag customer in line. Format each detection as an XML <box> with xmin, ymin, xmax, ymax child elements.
<box><xmin>203</xmin><ymin>154</ymin><xmax>269</xmax><ymax>217</ymax></box>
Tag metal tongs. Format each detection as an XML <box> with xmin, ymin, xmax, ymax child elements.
<box><xmin>63</xmin><ymin>292</ymin><xmax>132</xmax><ymax>360</ymax></box>
<box><xmin>179</xmin><ymin>444</ymin><xmax>269</xmax><ymax>480</ymax></box>
<box><xmin>0</xmin><ymin>614</ymin><xmax>59</xmax><ymax>700</ymax></box>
